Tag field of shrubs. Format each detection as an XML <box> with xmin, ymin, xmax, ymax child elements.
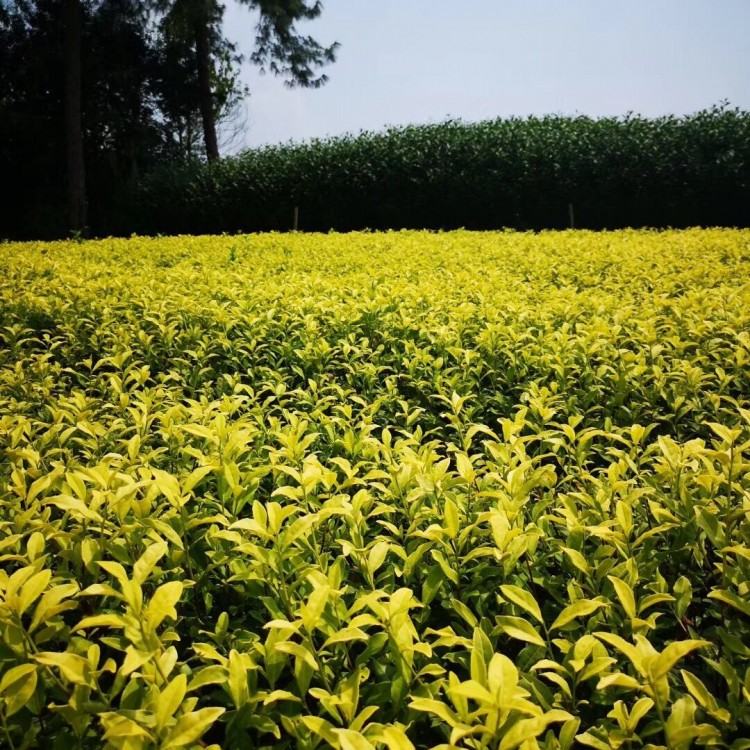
<box><xmin>1</xmin><ymin>229</ymin><xmax>749</xmax><ymax>750</ymax></box>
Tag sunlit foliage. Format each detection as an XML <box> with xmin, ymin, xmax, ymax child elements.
<box><xmin>1</xmin><ymin>229</ymin><xmax>749</xmax><ymax>749</ymax></box>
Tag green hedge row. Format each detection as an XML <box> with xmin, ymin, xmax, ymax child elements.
<box><xmin>120</xmin><ymin>105</ymin><xmax>750</xmax><ymax>235</ymax></box>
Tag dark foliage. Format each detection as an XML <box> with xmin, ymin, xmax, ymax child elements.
<box><xmin>0</xmin><ymin>0</ymin><xmax>172</xmax><ymax>239</ymax></box>
<box><xmin>126</xmin><ymin>105</ymin><xmax>750</xmax><ymax>237</ymax></box>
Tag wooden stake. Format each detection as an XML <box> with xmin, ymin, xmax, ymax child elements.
<box><xmin>568</xmin><ymin>202</ymin><xmax>575</xmax><ymax>229</ymax></box>
<box><xmin>293</xmin><ymin>206</ymin><xmax>299</xmax><ymax>231</ymax></box>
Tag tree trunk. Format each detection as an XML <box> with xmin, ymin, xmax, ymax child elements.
<box><xmin>194</xmin><ymin>10</ymin><xmax>219</xmax><ymax>161</ymax></box>
<box><xmin>64</xmin><ymin>0</ymin><xmax>87</xmax><ymax>234</ymax></box>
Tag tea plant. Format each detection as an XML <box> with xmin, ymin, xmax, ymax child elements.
<box><xmin>127</xmin><ymin>105</ymin><xmax>750</xmax><ymax>236</ymax></box>
<box><xmin>0</xmin><ymin>229</ymin><xmax>749</xmax><ymax>749</ymax></box>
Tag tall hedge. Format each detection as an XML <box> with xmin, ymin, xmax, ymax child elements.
<box><xmin>121</xmin><ymin>105</ymin><xmax>750</xmax><ymax>235</ymax></box>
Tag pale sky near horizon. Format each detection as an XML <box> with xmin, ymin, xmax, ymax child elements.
<box><xmin>221</xmin><ymin>0</ymin><xmax>750</xmax><ymax>152</ymax></box>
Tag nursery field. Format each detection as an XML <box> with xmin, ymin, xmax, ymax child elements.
<box><xmin>1</xmin><ymin>229</ymin><xmax>750</xmax><ymax>750</ymax></box>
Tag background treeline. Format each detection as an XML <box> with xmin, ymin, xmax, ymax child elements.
<box><xmin>0</xmin><ymin>0</ymin><xmax>336</xmax><ymax>240</ymax></box>
<box><xmin>2</xmin><ymin>3</ymin><xmax>749</xmax><ymax>239</ymax></box>
<box><xmin>10</xmin><ymin>104</ymin><xmax>750</xmax><ymax>240</ymax></box>
<box><xmin>0</xmin><ymin>0</ymin><xmax>239</xmax><ymax>239</ymax></box>
<box><xmin>127</xmin><ymin>106</ymin><xmax>750</xmax><ymax>236</ymax></box>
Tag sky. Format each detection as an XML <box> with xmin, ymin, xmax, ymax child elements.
<box><xmin>221</xmin><ymin>0</ymin><xmax>750</xmax><ymax>151</ymax></box>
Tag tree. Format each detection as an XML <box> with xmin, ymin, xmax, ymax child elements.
<box><xmin>248</xmin><ymin>0</ymin><xmax>339</xmax><ymax>88</ymax></box>
<box><xmin>0</xmin><ymin>0</ymin><xmax>339</xmax><ymax>238</ymax></box>
<box><xmin>153</xmin><ymin>0</ymin><xmax>338</xmax><ymax>161</ymax></box>
<box><xmin>154</xmin><ymin>0</ymin><xmax>247</xmax><ymax>160</ymax></box>
<box><xmin>0</xmin><ymin>0</ymin><xmax>171</xmax><ymax>238</ymax></box>
<box><xmin>63</xmin><ymin>0</ymin><xmax>87</xmax><ymax>233</ymax></box>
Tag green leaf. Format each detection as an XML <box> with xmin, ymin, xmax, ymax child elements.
<box><xmin>487</xmin><ymin>653</ymin><xmax>520</xmax><ymax>707</ymax></box>
<box><xmin>73</xmin><ymin>614</ymin><xmax>127</xmax><ymax>632</ymax></box>
<box><xmin>367</xmin><ymin>541</ymin><xmax>389</xmax><ymax>578</ymax></box>
<box><xmin>18</xmin><ymin>568</ymin><xmax>51</xmax><ymax>616</ymax></box>
<box><xmin>421</xmin><ymin>565</ymin><xmax>444</xmax><ymax>606</ymax></box>
<box><xmin>628</xmin><ymin>697</ymin><xmax>655</xmax><ymax>730</ymax></box>
<box><xmin>658</xmin><ymin>435</ymin><xmax>682</xmax><ymax>468</ymax></box>
<box><xmin>154</xmin><ymin>470</ymin><xmax>183</xmax><ymax>507</ymax></box>
<box><xmin>0</xmin><ymin>664</ymin><xmax>37</xmax><ymax>717</ymax></box>
<box><xmin>100</xmin><ymin>712</ymin><xmax>153</xmax><ymax>743</ymax></box>
<box><xmin>430</xmin><ymin>549</ymin><xmax>459</xmax><ymax>585</ymax></box>
<box><xmin>339</xmin><ymin>729</ymin><xmax>377</xmax><ymax>750</ymax></box>
<box><xmin>183</xmin><ymin>465</ymin><xmax>214</xmax><ymax>494</ymax></box>
<box><xmin>301</xmin><ymin>716</ymin><xmax>339</xmax><ymax>745</ymax></box>
<box><xmin>647</xmin><ymin>640</ymin><xmax>711</xmax><ymax>681</ymax></box>
<box><xmin>708</xmin><ymin>589</ymin><xmax>750</xmax><ymax>617</ymax></box>
<box><xmin>377</xmin><ymin>725</ymin><xmax>416</xmax><ymax>750</ymax></box>
<box><xmin>34</xmin><ymin>651</ymin><xmax>89</xmax><ymax>685</ymax></box>
<box><xmin>550</xmin><ymin>599</ymin><xmax>606</xmax><ymax>631</ymax></box>
<box><xmin>597</xmin><ymin>673</ymin><xmax>642</xmax><ymax>691</ymax></box>
<box><xmin>144</xmin><ymin>581</ymin><xmax>184</xmax><ymax>629</ymax></box>
<box><xmin>705</xmin><ymin>422</ymin><xmax>741</xmax><ymax>444</ymax></box>
<box><xmin>450</xmin><ymin>599</ymin><xmax>478</xmax><ymax>629</ymax></box>
<box><xmin>500</xmin><ymin>584</ymin><xmax>544</xmax><ymax>624</ymax></box>
<box><xmin>673</xmin><ymin>576</ymin><xmax>692</xmax><ymax>619</ymax></box>
<box><xmin>122</xmin><ymin>647</ymin><xmax>153</xmax><ymax>677</ymax></box>
<box><xmin>323</xmin><ymin>627</ymin><xmax>370</xmax><ymax>647</ymax></box>
<box><xmin>444</xmin><ymin>498</ymin><xmax>459</xmax><ymax>539</ymax></box>
<box><xmin>30</xmin><ymin>582</ymin><xmax>79</xmax><ymax>632</ymax></box>
<box><xmin>132</xmin><ymin>540</ymin><xmax>167</xmax><ymax>585</ymax></box>
<box><xmin>496</xmin><ymin>616</ymin><xmax>546</xmax><ymax>647</ymax></box>
<box><xmin>471</xmin><ymin>628</ymin><xmax>490</xmax><ymax>685</ymax></box>
<box><xmin>273</xmin><ymin>641</ymin><xmax>319</xmax><ymax>670</ymax></box>
<box><xmin>577</xmin><ymin>731</ymin><xmax>615</xmax><ymax>750</ymax></box>
<box><xmin>449</xmin><ymin>679</ymin><xmax>495</xmax><ymax>705</ymax></box>
<box><xmin>157</xmin><ymin>674</ymin><xmax>187</xmax><ymax>731</ymax></box>
<box><xmin>607</xmin><ymin>576</ymin><xmax>637</xmax><ymax>620</ymax></box>
<box><xmin>455</xmin><ymin>453</ymin><xmax>476</xmax><ymax>482</ymax></box>
<box><xmin>263</xmin><ymin>690</ymin><xmax>301</xmax><ymax>705</ymax></box>
<box><xmin>638</xmin><ymin>593</ymin><xmax>675</xmax><ymax>614</ymax></box>
<box><xmin>695</xmin><ymin>508</ymin><xmax>723</xmax><ymax>546</ymax></box>
<box><xmin>615</xmin><ymin>501</ymin><xmax>633</xmax><ymax>537</ymax></box>
<box><xmin>559</xmin><ymin>718</ymin><xmax>581</xmax><ymax>750</ymax></box>
<box><xmin>498</xmin><ymin>711</ymin><xmax>573</xmax><ymax>750</ymax></box>
<box><xmin>162</xmin><ymin>707</ymin><xmax>225</xmax><ymax>748</ymax></box>
<box><xmin>187</xmin><ymin>665</ymin><xmax>228</xmax><ymax>692</ymax></box>
<box><xmin>562</xmin><ymin>547</ymin><xmax>591</xmax><ymax>576</ymax></box>
<box><xmin>299</xmin><ymin>585</ymin><xmax>329</xmax><ymax>633</ymax></box>
<box><xmin>594</xmin><ymin>632</ymin><xmax>647</xmax><ymax>676</ymax></box>
<box><xmin>408</xmin><ymin>697</ymin><xmax>459</xmax><ymax>727</ymax></box>
<box><xmin>680</xmin><ymin>670</ymin><xmax>719</xmax><ymax>712</ymax></box>
<box><xmin>227</xmin><ymin>649</ymin><xmax>249</xmax><ymax>709</ymax></box>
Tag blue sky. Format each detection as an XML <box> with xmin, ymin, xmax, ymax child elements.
<box><xmin>222</xmin><ymin>0</ymin><xmax>750</xmax><ymax>151</ymax></box>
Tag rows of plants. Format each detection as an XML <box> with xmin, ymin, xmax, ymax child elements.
<box><xmin>1</xmin><ymin>229</ymin><xmax>749</xmax><ymax>749</ymax></box>
<box><xmin>120</xmin><ymin>105</ymin><xmax>750</xmax><ymax>237</ymax></box>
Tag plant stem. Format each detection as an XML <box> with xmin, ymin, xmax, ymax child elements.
<box><xmin>1</xmin><ymin>713</ymin><xmax>17</xmax><ymax>750</ymax></box>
